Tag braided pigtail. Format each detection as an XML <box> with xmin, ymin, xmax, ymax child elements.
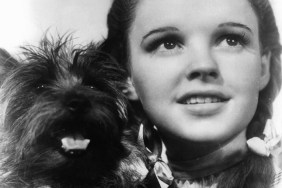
<box><xmin>215</xmin><ymin>152</ymin><xmax>275</xmax><ymax>188</ymax></box>
<box><xmin>142</xmin><ymin>117</ymin><xmax>162</xmax><ymax>165</ymax></box>
<box><xmin>242</xmin><ymin>0</ymin><xmax>282</xmax><ymax>187</ymax></box>
<box><xmin>247</xmin><ymin>0</ymin><xmax>281</xmax><ymax>139</ymax></box>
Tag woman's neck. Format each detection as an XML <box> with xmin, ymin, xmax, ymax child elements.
<box><xmin>163</xmin><ymin>131</ymin><xmax>248</xmax><ymax>180</ymax></box>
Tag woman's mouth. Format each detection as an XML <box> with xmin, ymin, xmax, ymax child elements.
<box><xmin>184</xmin><ymin>96</ymin><xmax>227</xmax><ymax>105</ymax></box>
<box><xmin>178</xmin><ymin>91</ymin><xmax>230</xmax><ymax>105</ymax></box>
<box><xmin>177</xmin><ymin>91</ymin><xmax>230</xmax><ymax>115</ymax></box>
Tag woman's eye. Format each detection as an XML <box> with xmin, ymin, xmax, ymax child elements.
<box><xmin>217</xmin><ymin>34</ymin><xmax>249</xmax><ymax>49</ymax></box>
<box><xmin>144</xmin><ymin>34</ymin><xmax>184</xmax><ymax>55</ymax></box>
<box><xmin>163</xmin><ymin>41</ymin><xmax>178</xmax><ymax>50</ymax></box>
<box><xmin>225</xmin><ymin>37</ymin><xmax>240</xmax><ymax>46</ymax></box>
<box><xmin>153</xmin><ymin>40</ymin><xmax>183</xmax><ymax>55</ymax></box>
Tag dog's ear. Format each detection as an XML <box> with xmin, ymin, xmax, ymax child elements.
<box><xmin>0</xmin><ymin>48</ymin><xmax>19</xmax><ymax>85</ymax></box>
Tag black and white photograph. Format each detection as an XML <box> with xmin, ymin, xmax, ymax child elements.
<box><xmin>1</xmin><ymin>0</ymin><xmax>282</xmax><ymax>187</ymax></box>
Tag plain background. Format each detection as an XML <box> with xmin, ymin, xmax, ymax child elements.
<box><xmin>0</xmin><ymin>0</ymin><xmax>282</xmax><ymax>133</ymax></box>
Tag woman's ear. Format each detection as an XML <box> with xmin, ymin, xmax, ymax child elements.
<box><xmin>123</xmin><ymin>77</ymin><xmax>139</xmax><ymax>100</ymax></box>
<box><xmin>259</xmin><ymin>52</ymin><xmax>271</xmax><ymax>90</ymax></box>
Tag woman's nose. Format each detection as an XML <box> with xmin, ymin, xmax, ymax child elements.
<box><xmin>185</xmin><ymin>45</ymin><xmax>219</xmax><ymax>82</ymax></box>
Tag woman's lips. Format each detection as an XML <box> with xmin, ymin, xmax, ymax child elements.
<box><xmin>177</xmin><ymin>91</ymin><xmax>230</xmax><ymax>115</ymax></box>
<box><xmin>177</xmin><ymin>90</ymin><xmax>230</xmax><ymax>104</ymax></box>
<box><xmin>184</xmin><ymin>96</ymin><xmax>226</xmax><ymax>105</ymax></box>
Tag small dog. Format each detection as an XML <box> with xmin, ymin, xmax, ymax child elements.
<box><xmin>0</xmin><ymin>36</ymin><xmax>146</xmax><ymax>188</ymax></box>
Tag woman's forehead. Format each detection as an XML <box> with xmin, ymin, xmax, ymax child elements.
<box><xmin>131</xmin><ymin>0</ymin><xmax>258</xmax><ymax>35</ymax></box>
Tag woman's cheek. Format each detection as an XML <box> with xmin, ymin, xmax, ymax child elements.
<box><xmin>215</xmin><ymin>52</ymin><xmax>262</xmax><ymax>91</ymax></box>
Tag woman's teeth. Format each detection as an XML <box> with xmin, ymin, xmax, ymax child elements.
<box><xmin>186</xmin><ymin>97</ymin><xmax>222</xmax><ymax>104</ymax></box>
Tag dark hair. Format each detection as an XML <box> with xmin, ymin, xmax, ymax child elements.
<box><xmin>102</xmin><ymin>0</ymin><xmax>281</xmax><ymax>187</ymax></box>
<box><xmin>246</xmin><ymin>0</ymin><xmax>282</xmax><ymax>139</ymax></box>
<box><xmin>102</xmin><ymin>0</ymin><xmax>139</xmax><ymax>73</ymax></box>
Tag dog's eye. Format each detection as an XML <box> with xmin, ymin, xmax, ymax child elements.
<box><xmin>86</xmin><ymin>85</ymin><xmax>95</xmax><ymax>90</ymax></box>
<box><xmin>36</xmin><ymin>84</ymin><xmax>48</xmax><ymax>91</ymax></box>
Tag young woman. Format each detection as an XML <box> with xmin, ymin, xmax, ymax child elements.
<box><xmin>102</xmin><ymin>0</ymin><xmax>282</xmax><ymax>187</ymax></box>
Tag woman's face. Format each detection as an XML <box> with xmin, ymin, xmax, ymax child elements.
<box><xmin>128</xmin><ymin>0</ymin><xmax>270</xmax><ymax>144</ymax></box>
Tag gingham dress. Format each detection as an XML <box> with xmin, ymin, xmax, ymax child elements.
<box><xmin>272</xmin><ymin>170</ymin><xmax>282</xmax><ymax>188</ymax></box>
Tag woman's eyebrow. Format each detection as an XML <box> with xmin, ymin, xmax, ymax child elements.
<box><xmin>142</xmin><ymin>26</ymin><xmax>179</xmax><ymax>40</ymax></box>
<box><xmin>218</xmin><ymin>22</ymin><xmax>253</xmax><ymax>33</ymax></box>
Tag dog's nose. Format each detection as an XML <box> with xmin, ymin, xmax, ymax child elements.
<box><xmin>67</xmin><ymin>97</ymin><xmax>91</xmax><ymax>113</ymax></box>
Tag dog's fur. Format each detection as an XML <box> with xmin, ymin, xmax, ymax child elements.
<box><xmin>0</xmin><ymin>36</ymin><xmax>146</xmax><ymax>188</ymax></box>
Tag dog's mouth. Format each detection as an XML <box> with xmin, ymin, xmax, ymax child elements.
<box><xmin>60</xmin><ymin>134</ymin><xmax>91</xmax><ymax>155</ymax></box>
<box><xmin>52</xmin><ymin>127</ymin><xmax>92</xmax><ymax>157</ymax></box>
